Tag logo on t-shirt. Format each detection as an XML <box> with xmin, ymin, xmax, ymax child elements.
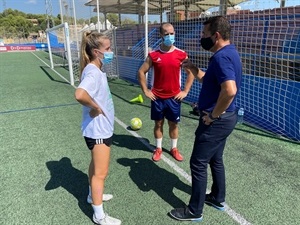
<box><xmin>156</xmin><ymin>57</ymin><xmax>162</xmax><ymax>62</ymax></box>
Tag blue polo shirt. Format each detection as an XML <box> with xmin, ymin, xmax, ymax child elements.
<box><xmin>198</xmin><ymin>44</ymin><xmax>242</xmax><ymax>112</ymax></box>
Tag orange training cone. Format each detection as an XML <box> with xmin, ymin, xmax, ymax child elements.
<box><xmin>130</xmin><ymin>94</ymin><xmax>144</xmax><ymax>103</ymax></box>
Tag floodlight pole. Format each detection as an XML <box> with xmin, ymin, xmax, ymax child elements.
<box><xmin>96</xmin><ymin>0</ymin><xmax>100</xmax><ymax>32</ymax></box>
<box><xmin>72</xmin><ymin>0</ymin><xmax>79</xmax><ymax>54</ymax></box>
<box><xmin>144</xmin><ymin>0</ymin><xmax>149</xmax><ymax>59</ymax></box>
<box><xmin>219</xmin><ymin>0</ymin><xmax>227</xmax><ymax>15</ymax></box>
<box><xmin>160</xmin><ymin>0</ymin><xmax>163</xmax><ymax>23</ymax></box>
<box><xmin>170</xmin><ymin>0</ymin><xmax>174</xmax><ymax>22</ymax></box>
<box><xmin>59</xmin><ymin>0</ymin><xmax>64</xmax><ymax>23</ymax></box>
<box><xmin>59</xmin><ymin>0</ymin><xmax>67</xmax><ymax>53</ymax></box>
<box><xmin>145</xmin><ymin>0</ymin><xmax>149</xmax><ymax>82</ymax></box>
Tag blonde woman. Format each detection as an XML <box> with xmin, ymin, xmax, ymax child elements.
<box><xmin>75</xmin><ymin>31</ymin><xmax>121</xmax><ymax>225</ymax></box>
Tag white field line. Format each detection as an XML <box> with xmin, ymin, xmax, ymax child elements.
<box><xmin>33</xmin><ymin>54</ymin><xmax>252</xmax><ymax>225</ymax></box>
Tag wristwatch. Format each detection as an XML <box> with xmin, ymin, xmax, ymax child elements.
<box><xmin>208</xmin><ymin>113</ymin><xmax>220</xmax><ymax>121</ymax></box>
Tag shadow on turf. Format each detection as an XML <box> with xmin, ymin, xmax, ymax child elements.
<box><xmin>40</xmin><ymin>66</ymin><xmax>70</xmax><ymax>85</ymax></box>
<box><xmin>113</xmin><ymin>133</ymin><xmax>152</xmax><ymax>152</ymax></box>
<box><xmin>117</xmin><ymin>157</ymin><xmax>191</xmax><ymax>208</ymax></box>
<box><xmin>111</xmin><ymin>92</ymin><xmax>151</xmax><ymax>108</ymax></box>
<box><xmin>45</xmin><ymin>157</ymin><xmax>93</xmax><ymax>220</ymax></box>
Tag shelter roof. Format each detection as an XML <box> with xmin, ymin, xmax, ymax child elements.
<box><xmin>84</xmin><ymin>0</ymin><xmax>248</xmax><ymax>15</ymax></box>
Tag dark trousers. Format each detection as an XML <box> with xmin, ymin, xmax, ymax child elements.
<box><xmin>188</xmin><ymin>111</ymin><xmax>237</xmax><ymax>215</ymax></box>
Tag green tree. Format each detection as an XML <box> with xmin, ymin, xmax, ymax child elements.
<box><xmin>107</xmin><ymin>13</ymin><xmax>119</xmax><ymax>26</ymax></box>
<box><xmin>123</xmin><ymin>18</ymin><xmax>137</xmax><ymax>25</ymax></box>
<box><xmin>89</xmin><ymin>16</ymin><xmax>104</xmax><ymax>24</ymax></box>
<box><xmin>77</xmin><ymin>18</ymin><xmax>86</xmax><ymax>25</ymax></box>
<box><xmin>0</xmin><ymin>8</ymin><xmax>92</xmax><ymax>40</ymax></box>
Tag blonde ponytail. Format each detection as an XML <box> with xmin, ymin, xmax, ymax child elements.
<box><xmin>79</xmin><ymin>31</ymin><xmax>109</xmax><ymax>80</ymax></box>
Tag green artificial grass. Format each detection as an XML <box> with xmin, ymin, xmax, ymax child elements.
<box><xmin>0</xmin><ymin>52</ymin><xmax>299</xmax><ymax>225</ymax></box>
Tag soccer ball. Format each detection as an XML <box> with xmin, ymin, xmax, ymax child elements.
<box><xmin>130</xmin><ymin>118</ymin><xmax>142</xmax><ymax>130</ymax></box>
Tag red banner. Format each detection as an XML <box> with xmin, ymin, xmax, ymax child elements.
<box><xmin>6</xmin><ymin>46</ymin><xmax>36</xmax><ymax>51</ymax></box>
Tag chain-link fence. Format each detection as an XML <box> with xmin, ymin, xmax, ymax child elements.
<box><xmin>82</xmin><ymin>0</ymin><xmax>300</xmax><ymax>141</ymax></box>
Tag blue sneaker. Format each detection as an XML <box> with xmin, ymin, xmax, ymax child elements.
<box><xmin>169</xmin><ymin>206</ymin><xmax>203</xmax><ymax>221</ymax></box>
<box><xmin>205</xmin><ymin>194</ymin><xmax>225</xmax><ymax>211</ymax></box>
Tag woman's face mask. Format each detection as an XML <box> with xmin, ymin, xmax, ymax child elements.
<box><xmin>163</xmin><ymin>34</ymin><xmax>175</xmax><ymax>46</ymax></box>
<box><xmin>97</xmin><ymin>51</ymin><xmax>114</xmax><ymax>65</ymax></box>
<box><xmin>101</xmin><ymin>52</ymin><xmax>114</xmax><ymax>65</ymax></box>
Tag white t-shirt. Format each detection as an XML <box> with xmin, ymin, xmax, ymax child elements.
<box><xmin>78</xmin><ymin>63</ymin><xmax>114</xmax><ymax>139</ymax></box>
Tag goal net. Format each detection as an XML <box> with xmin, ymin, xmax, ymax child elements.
<box><xmin>46</xmin><ymin>22</ymin><xmax>80</xmax><ymax>85</ymax></box>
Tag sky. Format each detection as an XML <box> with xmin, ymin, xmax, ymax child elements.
<box><xmin>0</xmin><ymin>0</ymin><xmax>299</xmax><ymax>22</ymax></box>
<box><xmin>0</xmin><ymin>0</ymin><xmax>166</xmax><ymax>22</ymax></box>
<box><xmin>0</xmin><ymin>0</ymin><xmax>92</xmax><ymax>19</ymax></box>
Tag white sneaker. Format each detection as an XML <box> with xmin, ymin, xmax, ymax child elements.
<box><xmin>87</xmin><ymin>194</ymin><xmax>113</xmax><ymax>204</ymax></box>
<box><xmin>93</xmin><ymin>213</ymin><xmax>121</xmax><ymax>225</ymax></box>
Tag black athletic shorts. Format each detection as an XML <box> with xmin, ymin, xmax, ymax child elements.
<box><xmin>84</xmin><ymin>136</ymin><xmax>113</xmax><ymax>150</ymax></box>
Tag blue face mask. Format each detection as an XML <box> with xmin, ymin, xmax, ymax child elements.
<box><xmin>163</xmin><ymin>35</ymin><xmax>175</xmax><ymax>46</ymax></box>
<box><xmin>101</xmin><ymin>52</ymin><xmax>114</xmax><ymax>65</ymax></box>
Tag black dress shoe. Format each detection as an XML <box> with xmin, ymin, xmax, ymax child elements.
<box><xmin>205</xmin><ymin>194</ymin><xmax>225</xmax><ymax>211</ymax></box>
<box><xmin>169</xmin><ymin>206</ymin><xmax>203</xmax><ymax>221</ymax></box>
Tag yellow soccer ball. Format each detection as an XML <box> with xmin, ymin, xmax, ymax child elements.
<box><xmin>130</xmin><ymin>118</ymin><xmax>142</xmax><ymax>130</ymax></box>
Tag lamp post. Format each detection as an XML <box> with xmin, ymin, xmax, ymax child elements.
<box><xmin>59</xmin><ymin>0</ymin><xmax>64</xmax><ymax>23</ymax></box>
<box><xmin>96</xmin><ymin>0</ymin><xmax>100</xmax><ymax>32</ymax></box>
<box><xmin>71</xmin><ymin>0</ymin><xmax>79</xmax><ymax>54</ymax></box>
<box><xmin>63</xmin><ymin>1</ymin><xmax>69</xmax><ymax>25</ymax></box>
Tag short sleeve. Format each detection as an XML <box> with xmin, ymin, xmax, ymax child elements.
<box><xmin>78</xmin><ymin>70</ymin><xmax>97</xmax><ymax>98</ymax></box>
<box><xmin>215</xmin><ymin>56</ymin><xmax>236</xmax><ymax>84</ymax></box>
<box><xmin>178</xmin><ymin>49</ymin><xmax>187</xmax><ymax>61</ymax></box>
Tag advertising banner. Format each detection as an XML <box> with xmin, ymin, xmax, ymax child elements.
<box><xmin>6</xmin><ymin>46</ymin><xmax>36</xmax><ymax>51</ymax></box>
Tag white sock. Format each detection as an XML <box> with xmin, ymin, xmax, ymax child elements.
<box><xmin>171</xmin><ymin>139</ymin><xmax>178</xmax><ymax>149</ymax></box>
<box><xmin>92</xmin><ymin>204</ymin><xmax>105</xmax><ymax>220</ymax></box>
<box><xmin>89</xmin><ymin>185</ymin><xmax>91</xmax><ymax>196</ymax></box>
<box><xmin>156</xmin><ymin>138</ymin><xmax>162</xmax><ymax>149</ymax></box>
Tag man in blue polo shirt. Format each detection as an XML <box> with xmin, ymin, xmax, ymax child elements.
<box><xmin>169</xmin><ymin>16</ymin><xmax>242</xmax><ymax>221</ymax></box>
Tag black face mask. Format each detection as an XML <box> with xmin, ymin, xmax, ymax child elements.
<box><xmin>200</xmin><ymin>36</ymin><xmax>215</xmax><ymax>51</ymax></box>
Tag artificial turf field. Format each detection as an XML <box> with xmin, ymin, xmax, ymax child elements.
<box><xmin>0</xmin><ymin>51</ymin><xmax>299</xmax><ymax>225</ymax></box>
